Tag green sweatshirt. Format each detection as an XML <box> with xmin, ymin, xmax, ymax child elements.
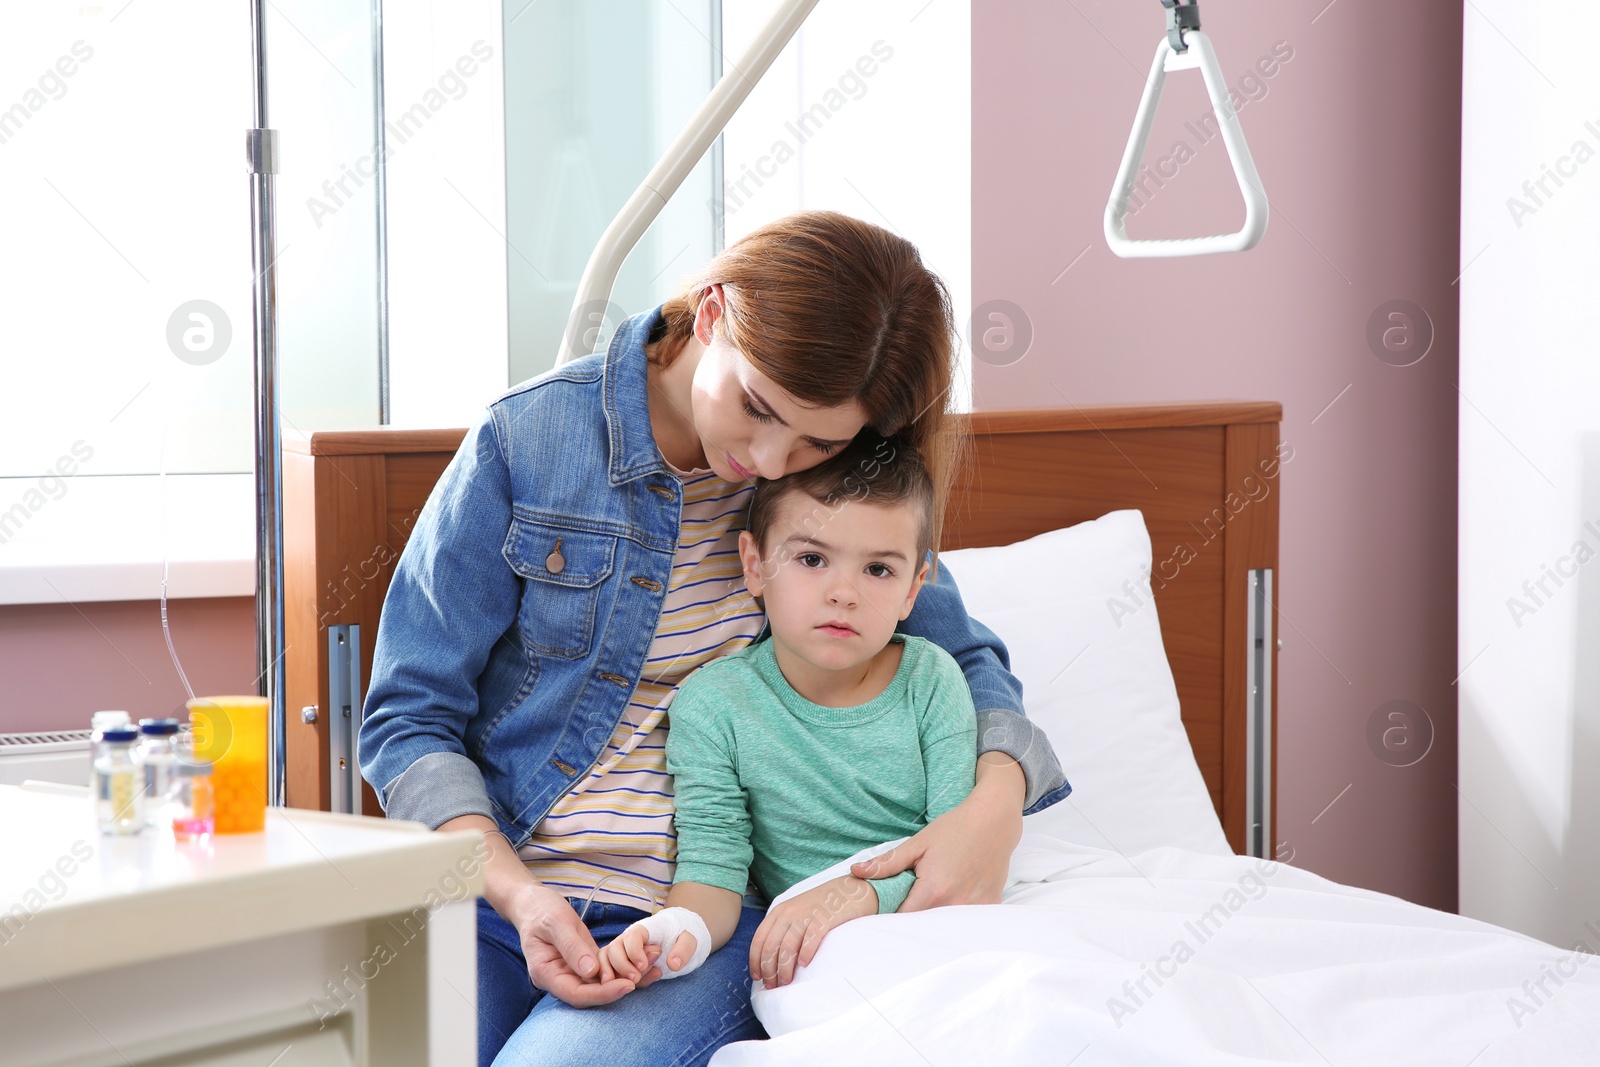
<box><xmin>666</xmin><ymin>633</ymin><xmax>978</xmax><ymax>914</ymax></box>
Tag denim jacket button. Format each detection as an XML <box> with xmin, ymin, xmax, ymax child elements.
<box><xmin>546</xmin><ymin>538</ymin><xmax>566</xmax><ymax>574</ymax></box>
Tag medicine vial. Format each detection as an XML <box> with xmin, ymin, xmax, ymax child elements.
<box><xmin>89</xmin><ymin>710</ymin><xmax>131</xmax><ymax>753</ymax></box>
<box><xmin>136</xmin><ymin>718</ymin><xmax>181</xmax><ymax>829</ymax></box>
<box><xmin>94</xmin><ymin>725</ymin><xmax>143</xmax><ymax>835</ymax></box>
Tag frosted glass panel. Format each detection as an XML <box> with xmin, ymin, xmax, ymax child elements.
<box><xmin>378</xmin><ymin>2</ymin><xmax>509</xmax><ymax>430</ymax></box>
<box><xmin>266</xmin><ymin>0</ymin><xmax>382</xmax><ymax>433</ymax></box>
<box><xmin>503</xmin><ymin>1</ymin><xmax>719</xmax><ymax>384</ymax></box>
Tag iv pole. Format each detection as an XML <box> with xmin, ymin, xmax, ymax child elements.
<box><xmin>246</xmin><ymin>0</ymin><xmax>287</xmax><ymax>806</ymax></box>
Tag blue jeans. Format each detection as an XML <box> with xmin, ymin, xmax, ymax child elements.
<box><xmin>480</xmin><ymin>895</ymin><xmax>769</xmax><ymax>1066</ymax></box>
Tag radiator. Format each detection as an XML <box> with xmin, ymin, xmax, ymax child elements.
<box><xmin>0</xmin><ymin>730</ymin><xmax>91</xmax><ymax>788</ymax></box>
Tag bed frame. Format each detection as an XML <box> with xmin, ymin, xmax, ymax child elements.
<box><xmin>283</xmin><ymin>402</ymin><xmax>1281</xmax><ymax>856</ymax></box>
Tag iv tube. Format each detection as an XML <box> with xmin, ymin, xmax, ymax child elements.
<box><xmin>158</xmin><ymin>380</ymin><xmax>195</xmax><ymax>703</ymax></box>
<box><xmin>576</xmin><ymin>873</ymin><xmax>660</xmax><ymax>922</ymax></box>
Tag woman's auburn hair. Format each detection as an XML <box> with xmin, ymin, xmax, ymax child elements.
<box><xmin>652</xmin><ymin>210</ymin><xmax>969</xmax><ymax>570</ymax></box>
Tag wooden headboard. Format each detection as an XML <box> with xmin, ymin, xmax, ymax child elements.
<box><xmin>284</xmin><ymin>402</ymin><xmax>1281</xmax><ymax>855</ymax></box>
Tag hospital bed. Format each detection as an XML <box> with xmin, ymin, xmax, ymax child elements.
<box><xmin>280</xmin><ymin>401</ymin><xmax>1279</xmax><ymax>840</ymax></box>
<box><xmin>281</xmin><ymin>402</ymin><xmax>1600</xmax><ymax>1063</ymax></box>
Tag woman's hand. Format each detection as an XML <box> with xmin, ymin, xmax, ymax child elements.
<box><xmin>849</xmin><ymin>753</ymin><xmax>1025</xmax><ymax>910</ymax></box>
<box><xmin>508</xmin><ymin>880</ymin><xmax>662</xmax><ymax>1006</ymax></box>
<box><xmin>439</xmin><ymin>814</ymin><xmax>661</xmax><ymax>1007</ymax></box>
<box><xmin>750</xmin><ymin>874</ymin><xmax>878</xmax><ymax>989</ymax></box>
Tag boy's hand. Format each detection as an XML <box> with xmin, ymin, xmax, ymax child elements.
<box><xmin>599</xmin><ymin>922</ymin><xmax>698</xmax><ymax>990</ymax></box>
<box><xmin>595</xmin><ymin>924</ymin><xmax>665</xmax><ymax>993</ymax></box>
<box><xmin>750</xmin><ymin>875</ymin><xmax>878</xmax><ymax>989</ymax></box>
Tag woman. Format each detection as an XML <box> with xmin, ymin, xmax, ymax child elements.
<box><xmin>359</xmin><ymin>211</ymin><xmax>1071</xmax><ymax>1066</ymax></box>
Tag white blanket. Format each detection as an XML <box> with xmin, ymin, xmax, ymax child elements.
<box><xmin>711</xmin><ymin>832</ymin><xmax>1600</xmax><ymax>1065</ymax></box>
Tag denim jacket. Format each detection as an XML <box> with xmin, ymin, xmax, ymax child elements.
<box><xmin>359</xmin><ymin>307</ymin><xmax>1071</xmax><ymax>847</ymax></box>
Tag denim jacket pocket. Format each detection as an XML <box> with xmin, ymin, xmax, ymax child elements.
<box><xmin>503</xmin><ymin>517</ymin><xmax>617</xmax><ymax>659</ymax></box>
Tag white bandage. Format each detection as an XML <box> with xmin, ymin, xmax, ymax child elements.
<box><xmin>632</xmin><ymin>906</ymin><xmax>713</xmax><ymax>980</ymax></box>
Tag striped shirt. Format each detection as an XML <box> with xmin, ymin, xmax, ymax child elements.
<box><xmin>518</xmin><ymin>463</ymin><xmax>764</xmax><ymax>910</ymax></box>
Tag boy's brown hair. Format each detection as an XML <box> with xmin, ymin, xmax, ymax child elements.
<box><xmin>745</xmin><ymin>431</ymin><xmax>936</xmax><ymax>571</ymax></box>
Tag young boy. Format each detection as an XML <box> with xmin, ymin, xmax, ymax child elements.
<box><xmin>597</xmin><ymin>432</ymin><xmax>978</xmax><ymax>991</ymax></box>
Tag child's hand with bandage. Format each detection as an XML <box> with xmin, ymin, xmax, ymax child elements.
<box><xmin>600</xmin><ymin>906</ymin><xmax>714</xmax><ymax>989</ymax></box>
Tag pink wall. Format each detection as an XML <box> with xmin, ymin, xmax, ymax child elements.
<box><xmin>0</xmin><ymin>598</ymin><xmax>258</xmax><ymax>735</ymax></box>
<box><xmin>975</xmin><ymin>0</ymin><xmax>1462</xmax><ymax>911</ymax></box>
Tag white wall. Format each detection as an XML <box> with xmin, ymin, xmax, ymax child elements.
<box><xmin>1460</xmin><ymin>1</ymin><xmax>1600</xmax><ymax>948</ymax></box>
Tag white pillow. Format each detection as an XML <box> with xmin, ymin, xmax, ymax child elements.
<box><xmin>940</xmin><ymin>509</ymin><xmax>1232</xmax><ymax>857</ymax></box>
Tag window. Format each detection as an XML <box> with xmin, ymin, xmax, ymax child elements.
<box><xmin>0</xmin><ymin>1</ymin><xmax>967</xmax><ymax>602</ymax></box>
